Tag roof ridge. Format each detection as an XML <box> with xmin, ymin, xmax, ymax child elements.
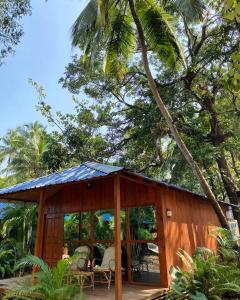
<box><xmin>83</xmin><ymin>161</ymin><xmax>121</xmax><ymax>175</ymax></box>
<box><xmin>82</xmin><ymin>162</ymin><xmax>108</xmax><ymax>175</ymax></box>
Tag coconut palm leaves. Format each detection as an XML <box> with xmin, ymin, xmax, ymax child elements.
<box><xmin>72</xmin><ymin>0</ymin><xmax>187</xmax><ymax>79</ymax></box>
<box><xmin>104</xmin><ymin>13</ymin><xmax>136</xmax><ymax>78</ymax></box>
<box><xmin>171</xmin><ymin>0</ymin><xmax>205</xmax><ymax>22</ymax></box>
<box><xmin>136</xmin><ymin>0</ymin><xmax>185</xmax><ymax>68</ymax></box>
<box><xmin>0</xmin><ymin>122</ymin><xmax>48</xmax><ymax>180</ymax></box>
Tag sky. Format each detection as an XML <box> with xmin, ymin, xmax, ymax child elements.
<box><xmin>0</xmin><ymin>0</ymin><xmax>86</xmax><ymax>137</ymax></box>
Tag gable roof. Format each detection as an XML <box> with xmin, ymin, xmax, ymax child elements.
<box><xmin>0</xmin><ymin>162</ymin><xmax>123</xmax><ymax>197</ymax></box>
<box><xmin>0</xmin><ymin>161</ymin><xmax>235</xmax><ymax>208</ymax></box>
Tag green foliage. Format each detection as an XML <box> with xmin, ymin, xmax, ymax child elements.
<box><xmin>0</xmin><ymin>240</ymin><xmax>14</xmax><ymax>279</ymax></box>
<box><xmin>0</xmin><ymin>122</ymin><xmax>48</xmax><ymax>180</ymax></box>
<box><xmin>4</xmin><ymin>255</ymin><xmax>81</xmax><ymax>300</ymax></box>
<box><xmin>104</xmin><ymin>13</ymin><xmax>136</xmax><ymax>79</ymax></box>
<box><xmin>170</xmin><ymin>0</ymin><xmax>205</xmax><ymax>22</ymax></box>
<box><xmin>58</xmin><ymin>0</ymin><xmax>240</xmax><ymax>203</ymax></box>
<box><xmin>167</xmin><ymin>230</ymin><xmax>240</xmax><ymax>299</ymax></box>
<box><xmin>0</xmin><ymin>0</ymin><xmax>31</xmax><ymax>65</ymax></box>
<box><xmin>0</xmin><ymin>204</ymin><xmax>37</xmax><ymax>257</ymax></box>
<box><xmin>136</xmin><ymin>0</ymin><xmax>185</xmax><ymax>68</ymax></box>
<box><xmin>224</xmin><ymin>0</ymin><xmax>240</xmax><ymax>22</ymax></box>
<box><xmin>72</xmin><ymin>0</ymin><xmax>187</xmax><ymax>79</ymax></box>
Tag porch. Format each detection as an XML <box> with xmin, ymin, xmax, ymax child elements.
<box><xmin>0</xmin><ymin>275</ymin><xmax>167</xmax><ymax>300</ymax></box>
<box><xmin>0</xmin><ymin>161</ymin><xmax>227</xmax><ymax>299</ymax></box>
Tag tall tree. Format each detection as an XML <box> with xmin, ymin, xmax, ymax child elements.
<box><xmin>0</xmin><ymin>203</ymin><xmax>37</xmax><ymax>258</ymax></box>
<box><xmin>0</xmin><ymin>0</ymin><xmax>31</xmax><ymax>65</ymax></box>
<box><xmin>0</xmin><ymin>122</ymin><xmax>49</xmax><ymax>180</ymax></box>
<box><xmin>71</xmin><ymin>0</ymin><xmax>229</xmax><ymax>227</ymax></box>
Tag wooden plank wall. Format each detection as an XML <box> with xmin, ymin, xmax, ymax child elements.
<box><xmin>161</xmin><ymin>187</ymin><xmax>224</xmax><ymax>284</ymax></box>
<box><xmin>42</xmin><ymin>175</ymin><xmax>226</xmax><ymax>287</ymax></box>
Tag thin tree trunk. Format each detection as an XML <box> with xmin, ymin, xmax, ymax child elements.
<box><xmin>230</xmin><ymin>148</ymin><xmax>239</xmax><ymax>178</ymax></box>
<box><xmin>128</xmin><ymin>0</ymin><xmax>229</xmax><ymax>229</ymax></box>
<box><xmin>216</xmin><ymin>149</ymin><xmax>240</xmax><ymax>223</ymax></box>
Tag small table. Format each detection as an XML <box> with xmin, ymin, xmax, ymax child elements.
<box><xmin>67</xmin><ymin>271</ymin><xmax>94</xmax><ymax>289</ymax></box>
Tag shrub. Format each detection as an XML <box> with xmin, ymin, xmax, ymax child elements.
<box><xmin>167</xmin><ymin>229</ymin><xmax>240</xmax><ymax>300</ymax></box>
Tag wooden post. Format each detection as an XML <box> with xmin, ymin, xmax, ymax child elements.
<box><xmin>32</xmin><ymin>189</ymin><xmax>46</xmax><ymax>282</ymax></box>
<box><xmin>156</xmin><ymin>193</ymin><xmax>169</xmax><ymax>287</ymax></box>
<box><xmin>114</xmin><ymin>174</ymin><xmax>122</xmax><ymax>300</ymax></box>
<box><xmin>126</xmin><ymin>208</ymin><xmax>132</xmax><ymax>283</ymax></box>
<box><xmin>34</xmin><ymin>189</ymin><xmax>46</xmax><ymax>258</ymax></box>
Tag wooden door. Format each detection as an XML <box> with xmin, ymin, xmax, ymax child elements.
<box><xmin>43</xmin><ymin>214</ymin><xmax>64</xmax><ymax>267</ymax></box>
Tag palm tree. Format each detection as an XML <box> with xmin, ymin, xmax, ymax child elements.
<box><xmin>71</xmin><ymin>0</ymin><xmax>229</xmax><ymax>228</ymax></box>
<box><xmin>0</xmin><ymin>122</ymin><xmax>48</xmax><ymax>180</ymax></box>
<box><xmin>4</xmin><ymin>255</ymin><xmax>80</xmax><ymax>300</ymax></box>
<box><xmin>1</xmin><ymin>204</ymin><xmax>37</xmax><ymax>258</ymax></box>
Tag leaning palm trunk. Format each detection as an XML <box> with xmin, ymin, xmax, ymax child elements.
<box><xmin>128</xmin><ymin>0</ymin><xmax>229</xmax><ymax>229</ymax></box>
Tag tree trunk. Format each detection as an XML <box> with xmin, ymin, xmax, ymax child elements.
<box><xmin>230</xmin><ymin>148</ymin><xmax>239</xmax><ymax>179</ymax></box>
<box><xmin>216</xmin><ymin>149</ymin><xmax>240</xmax><ymax>223</ymax></box>
<box><xmin>128</xmin><ymin>0</ymin><xmax>229</xmax><ymax>229</ymax></box>
<box><xmin>198</xmin><ymin>90</ymin><xmax>240</xmax><ymax>222</ymax></box>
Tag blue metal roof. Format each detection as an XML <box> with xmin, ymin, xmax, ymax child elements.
<box><xmin>0</xmin><ymin>161</ymin><xmax>123</xmax><ymax>196</ymax></box>
<box><xmin>0</xmin><ymin>161</ymin><xmax>235</xmax><ymax>206</ymax></box>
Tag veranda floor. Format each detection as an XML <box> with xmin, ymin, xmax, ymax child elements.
<box><xmin>0</xmin><ymin>275</ymin><xmax>166</xmax><ymax>300</ymax></box>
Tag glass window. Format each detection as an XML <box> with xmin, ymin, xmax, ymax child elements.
<box><xmin>131</xmin><ymin>242</ymin><xmax>160</xmax><ymax>284</ymax></box>
<box><xmin>80</xmin><ymin>211</ymin><xmax>91</xmax><ymax>240</ymax></box>
<box><xmin>94</xmin><ymin>210</ymin><xmax>114</xmax><ymax>240</ymax></box>
<box><xmin>64</xmin><ymin>213</ymin><xmax>80</xmax><ymax>241</ymax></box>
<box><xmin>130</xmin><ymin>206</ymin><xmax>157</xmax><ymax>240</ymax></box>
<box><xmin>120</xmin><ymin>209</ymin><xmax>126</xmax><ymax>240</ymax></box>
<box><xmin>64</xmin><ymin>211</ymin><xmax>91</xmax><ymax>242</ymax></box>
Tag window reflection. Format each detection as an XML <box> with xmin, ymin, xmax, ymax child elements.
<box><xmin>64</xmin><ymin>213</ymin><xmax>80</xmax><ymax>240</ymax></box>
<box><xmin>130</xmin><ymin>206</ymin><xmax>157</xmax><ymax>240</ymax></box>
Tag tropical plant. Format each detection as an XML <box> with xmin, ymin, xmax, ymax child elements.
<box><xmin>167</xmin><ymin>230</ymin><xmax>240</xmax><ymax>300</ymax></box>
<box><xmin>0</xmin><ymin>0</ymin><xmax>31</xmax><ymax>65</ymax></box>
<box><xmin>0</xmin><ymin>203</ymin><xmax>37</xmax><ymax>258</ymax></box>
<box><xmin>4</xmin><ymin>255</ymin><xmax>81</xmax><ymax>300</ymax></box>
<box><xmin>0</xmin><ymin>240</ymin><xmax>14</xmax><ymax>279</ymax></box>
<box><xmin>71</xmin><ymin>0</ymin><xmax>229</xmax><ymax>228</ymax></box>
<box><xmin>0</xmin><ymin>122</ymin><xmax>49</xmax><ymax>181</ymax></box>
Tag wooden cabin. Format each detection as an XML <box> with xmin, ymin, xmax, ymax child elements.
<box><xmin>0</xmin><ymin>161</ymin><xmax>233</xmax><ymax>299</ymax></box>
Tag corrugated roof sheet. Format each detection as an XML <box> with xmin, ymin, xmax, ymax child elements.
<box><xmin>0</xmin><ymin>161</ymin><xmax>235</xmax><ymax>207</ymax></box>
<box><xmin>0</xmin><ymin>161</ymin><xmax>123</xmax><ymax>196</ymax></box>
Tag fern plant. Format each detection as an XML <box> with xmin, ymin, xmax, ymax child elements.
<box><xmin>4</xmin><ymin>255</ymin><xmax>83</xmax><ymax>300</ymax></box>
<box><xmin>167</xmin><ymin>229</ymin><xmax>240</xmax><ymax>300</ymax></box>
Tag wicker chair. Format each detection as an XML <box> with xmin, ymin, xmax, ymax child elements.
<box><xmin>92</xmin><ymin>246</ymin><xmax>115</xmax><ymax>289</ymax></box>
<box><xmin>67</xmin><ymin>246</ymin><xmax>94</xmax><ymax>288</ymax></box>
<box><xmin>68</xmin><ymin>245</ymin><xmax>90</xmax><ymax>271</ymax></box>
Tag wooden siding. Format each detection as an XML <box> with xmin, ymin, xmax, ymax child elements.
<box><xmin>42</xmin><ymin>175</ymin><xmax>226</xmax><ymax>287</ymax></box>
<box><xmin>161</xmin><ymin>188</ymin><xmax>223</xmax><ymax>284</ymax></box>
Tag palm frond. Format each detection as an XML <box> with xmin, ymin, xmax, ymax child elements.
<box><xmin>72</xmin><ymin>0</ymin><xmax>99</xmax><ymax>55</ymax></box>
<box><xmin>15</xmin><ymin>255</ymin><xmax>51</xmax><ymax>274</ymax></box>
<box><xmin>104</xmin><ymin>12</ymin><xmax>136</xmax><ymax>79</ymax></box>
<box><xmin>170</xmin><ymin>0</ymin><xmax>205</xmax><ymax>22</ymax></box>
<box><xmin>136</xmin><ymin>0</ymin><xmax>186</xmax><ymax>68</ymax></box>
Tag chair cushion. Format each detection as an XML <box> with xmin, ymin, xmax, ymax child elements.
<box><xmin>69</xmin><ymin>245</ymin><xmax>90</xmax><ymax>270</ymax></box>
<box><xmin>101</xmin><ymin>246</ymin><xmax>115</xmax><ymax>271</ymax></box>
